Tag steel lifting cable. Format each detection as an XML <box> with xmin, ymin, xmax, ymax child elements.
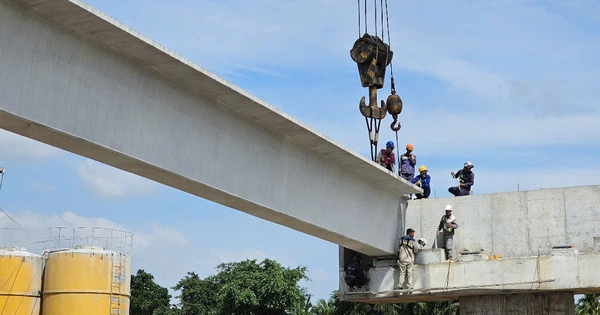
<box><xmin>384</xmin><ymin>0</ymin><xmax>394</xmax><ymax>79</ymax></box>
<box><xmin>380</xmin><ymin>0</ymin><xmax>384</xmax><ymax>39</ymax></box>
<box><xmin>374</xmin><ymin>0</ymin><xmax>377</xmax><ymax>36</ymax></box>
<box><xmin>395</xmin><ymin>130</ymin><xmax>400</xmax><ymax>168</ymax></box>
<box><xmin>364</xmin><ymin>0</ymin><xmax>367</xmax><ymax>34</ymax></box>
<box><xmin>357</xmin><ymin>0</ymin><xmax>361</xmax><ymax>37</ymax></box>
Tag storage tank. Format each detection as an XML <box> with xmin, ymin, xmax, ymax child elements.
<box><xmin>0</xmin><ymin>247</ymin><xmax>43</xmax><ymax>315</ymax></box>
<box><xmin>42</xmin><ymin>245</ymin><xmax>131</xmax><ymax>315</ymax></box>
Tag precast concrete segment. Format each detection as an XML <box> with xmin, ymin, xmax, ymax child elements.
<box><xmin>460</xmin><ymin>292</ymin><xmax>575</xmax><ymax>315</ymax></box>
<box><xmin>0</xmin><ymin>0</ymin><xmax>420</xmax><ymax>256</ymax></box>
<box><xmin>341</xmin><ymin>186</ymin><xmax>600</xmax><ymax>303</ymax></box>
<box><xmin>406</xmin><ymin>185</ymin><xmax>600</xmax><ymax>258</ymax></box>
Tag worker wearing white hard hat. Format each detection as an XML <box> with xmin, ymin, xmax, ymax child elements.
<box><xmin>436</xmin><ymin>204</ymin><xmax>458</xmax><ymax>262</ymax></box>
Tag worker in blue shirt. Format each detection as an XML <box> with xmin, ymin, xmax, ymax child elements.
<box><xmin>411</xmin><ymin>165</ymin><xmax>431</xmax><ymax>199</ymax></box>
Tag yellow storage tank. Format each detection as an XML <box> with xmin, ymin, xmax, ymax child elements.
<box><xmin>42</xmin><ymin>245</ymin><xmax>131</xmax><ymax>315</ymax></box>
<box><xmin>0</xmin><ymin>246</ymin><xmax>43</xmax><ymax>315</ymax></box>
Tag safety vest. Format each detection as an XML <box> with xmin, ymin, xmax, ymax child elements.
<box><xmin>381</xmin><ymin>149</ymin><xmax>395</xmax><ymax>168</ymax></box>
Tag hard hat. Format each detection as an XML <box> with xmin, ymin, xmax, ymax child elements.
<box><xmin>418</xmin><ymin>238</ymin><xmax>427</xmax><ymax>246</ymax></box>
<box><xmin>418</xmin><ymin>165</ymin><xmax>427</xmax><ymax>173</ymax></box>
<box><xmin>386</xmin><ymin>141</ymin><xmax>394</xmax><ymax>148</ymax></box>
<box><xmin>406</xmin><ymin>143</ymin><xmax>414</xmax><ymax>150</ymax></box>
<box><xmin>464</xmin><ymin>161</ymin><xmax>474</xmax><ymax>168</ymax></box>
<box><xmin>445</xmin><ymin>204</ymin><xmax>453</xmax><ymax>211</ymax></box>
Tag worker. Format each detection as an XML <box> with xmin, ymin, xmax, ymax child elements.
<box><xmin>448</xmin><ymin>161</ymin><xmax>474</xmax><ymax>196</ymax></box>
<box><xmin>411</xmin><ymin>165</ymin><xmax>431</xmax><ymax>199</ymax></box>
<box><xmin>436</xmin><ymin>205</ymin><xmax>458</xmax><ymax>262</ymax></box>
<box><xmin>375</xmin><ymin>141</ymin><xmax>396</xmax><ymax>172</ymax></box>
<box><xmin>399</xmin><ymin>143</ymin><xmax>416</xmax><ymax>181</ymax></box>
<box><xmin>344</xmin><ymin>255</ymin><xmax>369</xmax><ymax>291</ymax></box>
<box><xmin>397</xmin><ymin>228</ymin><xmax>423</xmax><ymax>291</ymax></box>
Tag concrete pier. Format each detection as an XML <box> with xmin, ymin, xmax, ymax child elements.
<box><xmin>340</xmin><ymin>185</ymin><xmax>600</xmax><ymax>304</ymax></box>
<box><xmin>460</xmin><ymin>292</ymin><xmax>575</xmax><ymax>315</ymax></box>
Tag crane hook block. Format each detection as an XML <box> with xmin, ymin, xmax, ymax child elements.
<box><xmin>350</xmin><ymin>34</ymin><xmax>394</xmax><ymax>89</ymax></box>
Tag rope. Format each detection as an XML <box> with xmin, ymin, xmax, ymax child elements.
<box><xmin>444</xmin><ymin>260</ymin><xmax>451</xmax><ymax>290</ymax></box>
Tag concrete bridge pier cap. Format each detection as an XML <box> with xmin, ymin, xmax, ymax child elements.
<box><xmin>340</xmin><ymin>185</ymin><xmax>600</xmax><ymax>314</ymax></box>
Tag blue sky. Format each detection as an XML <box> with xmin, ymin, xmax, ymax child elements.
<box><xmin>1</xmin><ymin>0</ymin><xmax>600</xmax><ymax>304</ymax></box>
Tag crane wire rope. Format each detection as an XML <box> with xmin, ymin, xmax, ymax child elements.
<box><xmin>364</xmin><ymin>0</ymin><xmax>367</xmax><ymax>34</ymax></box>
<box><xmin>374</xmin><ymin>0</ymin><xmax>377</xmax><ymax>36</ymax></box>
<box><xmin>356</xmin><ymin>0</ymin><xmax>396</xmax><ymax>160</ymax></box>
<box><xmin>385</xmin><ymin>0</ymin><xmax>394</xmax><ymax>79</ymax></box>
<box><xmin>357</xmin><ymin>0</ymin><xmax>361</xmax><ymax>37</ymax></box>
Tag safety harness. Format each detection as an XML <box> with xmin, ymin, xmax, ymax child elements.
<box><xmin>380</xmin><ymin>149</ymin><xmax>395</xmax><ymax>170</ymax></box>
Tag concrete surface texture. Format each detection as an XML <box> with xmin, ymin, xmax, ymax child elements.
<box><xmin>406</xmin><ymin>185</ymin><xmax>600</xmax><ymax>258</ymax></box>
<box><xmin>0</xmin><ymin>0</ymin><xmax>420</xmax><ymax>256</ymax></box>
<box><xmin>340</xmin><ymin>185</ymin><xmax>600</xmax><ymax>304</ymax></box>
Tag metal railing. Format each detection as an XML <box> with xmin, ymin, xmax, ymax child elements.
<box><xmin>0</xmin><ymin>227</ymin><xmax>133</xmax><ymax>255</ymax></box>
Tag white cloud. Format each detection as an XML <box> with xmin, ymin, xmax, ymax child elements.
<box><xmin>149</xmin><ymin>224</ymin><xmax>188</xmax><ymax>247</ymax></box>
<box><xmin>77</xmin><ymin>159</ymin><xmax>157</xmax><ymax>198</ymax></box>
<box><xmin>0</xmin><ymin>130</ymin><xmax>63</xmax><ymax>160</ymax></box>
<box><xmin>30</xmin><ymin>181</ymin><xmax>56</xmax><ymax>193</ymax></box>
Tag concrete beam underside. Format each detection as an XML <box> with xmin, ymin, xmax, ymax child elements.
<box><xmin>0</xmin><ymin>0</ymin><xmax>420</xmax><ymax>256</ymax></box>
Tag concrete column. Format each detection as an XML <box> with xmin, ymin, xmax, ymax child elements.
<box><xmin>460</xmin><ymin>292</ymin><xmax>575</xmax><ymax>315</ymax></box>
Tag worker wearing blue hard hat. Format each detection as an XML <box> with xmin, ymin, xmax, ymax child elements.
<box><xmin>376</xmin><ymin>141</ymin><xmax>396</xmax><ymax>173</ymax></box>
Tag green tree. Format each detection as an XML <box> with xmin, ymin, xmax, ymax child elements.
<box><xmin>576</xmin><ymin>294</ymin><xmax>600</xmax><ymax>315</ymax></box>
<box><xmin>325</xmin><ymin>290</ymin><xmax>458</xmax><ymax>315</ymax></box>
<box><xmin>130</xmin><ymin>269</ymin><xmax>172</xmax><ymax>315</ymax></box>
<box><xmin>172</xmin><ymin>259</ymin><xmax>309</xmax><ymax>315</ymax></box>
<box><xmin>152</xmin><ymin>305</ymin><xmax>182</xmax><ymax>315</ymax></box>
<box><xmin>172</xmin><ymin>272</ymin><xmax>219</xmax><ymax>315</ymax></box>
<box><xmin>310</xmin><ymin>298</ymin><xmax>334</xmax><ymax>315</ymax></box>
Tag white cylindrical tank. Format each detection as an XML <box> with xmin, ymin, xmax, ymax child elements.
<box><xmin>0</xmin><ymin>247</ymin><xmax>44</xmax><ymax>315</ymax></box>
<box><xmin>42</xmin><ymin>245</ymin><xmax>131</xmax><ymax>315</ymax></box>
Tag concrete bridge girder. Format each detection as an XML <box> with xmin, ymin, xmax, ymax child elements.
<box><xmin>0</xmin><ymin>0</ymin><xmax>420</xmax><ymax>256</ymax></box>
